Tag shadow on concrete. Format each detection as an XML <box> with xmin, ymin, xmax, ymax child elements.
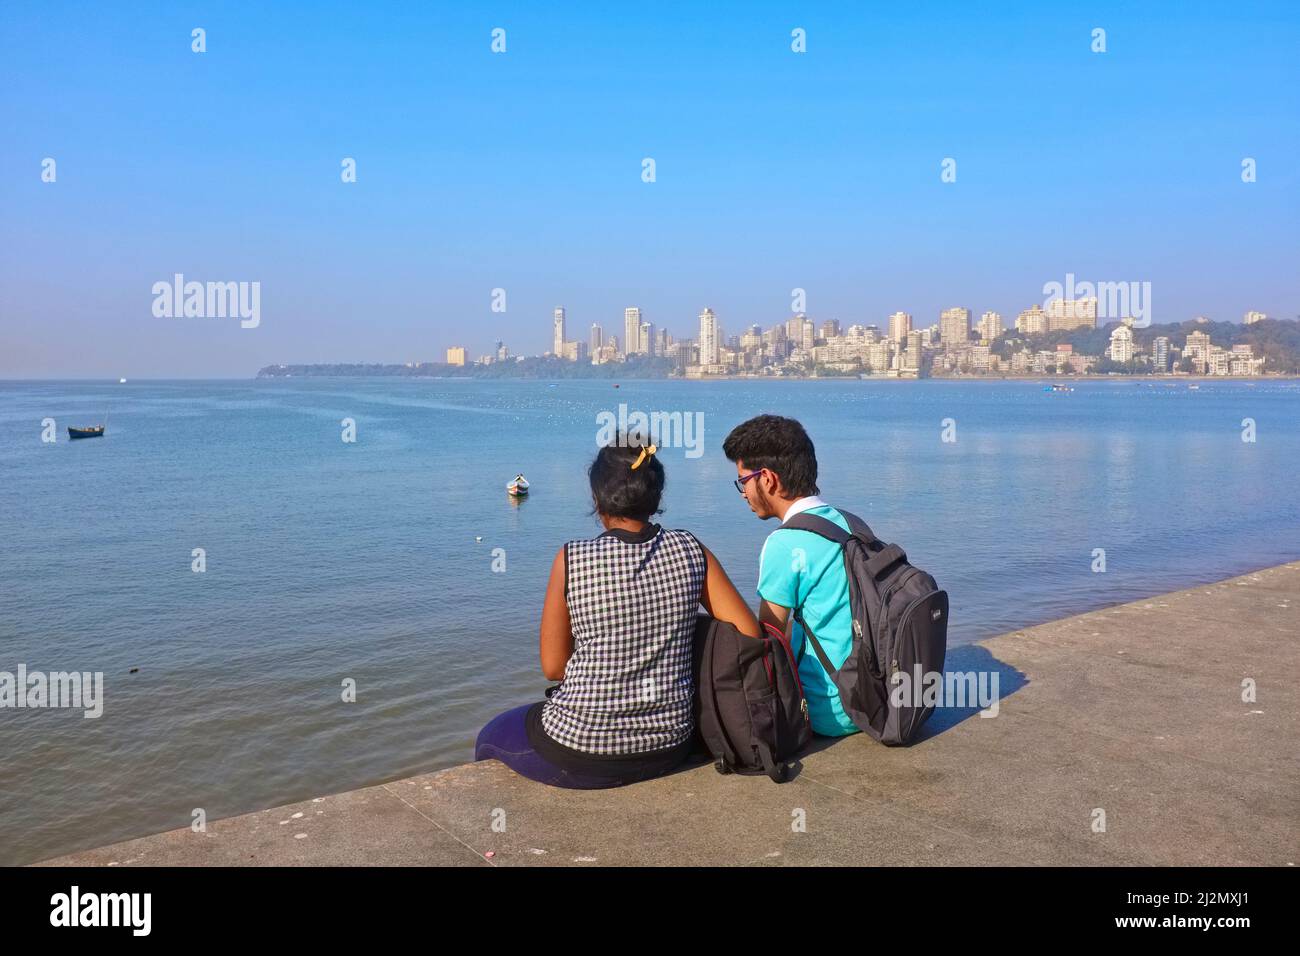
<box><xmin>670</xmin><ymin>644</ymin><xmax>1027</xmax><ymax>783</ymax></box>
<box><xmin>727</xmin><ymin>644</ymin><xmax>1027</xmax><ymax>782</ymax></box>
<box><xmin>917</xmin><ymin>644</ymin><xmax>1028</xmax><ymax>740</ymax></box>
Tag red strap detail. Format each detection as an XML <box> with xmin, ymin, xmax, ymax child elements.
<box><xmin>762</xmin><ymin>622</ymin><xmax>807</xmax><ymax>703</ymax></box>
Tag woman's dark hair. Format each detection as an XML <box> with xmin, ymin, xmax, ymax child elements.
<box><xmin>589</xmin><ymin>432</ymin><xmax>665</xmax><ymax>520</ymax></box>
<box><xmin>722</xmin><ymin>414</ymin><xmax>819</xmax><ymax>498</ymax></box>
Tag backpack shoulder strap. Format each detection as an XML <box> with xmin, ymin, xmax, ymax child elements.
<box><xmin>829</xmin><ymin>509</ymin><xmax>879</xmax><ymax>543</ymax></box>
<box><xmin>784</xmin><ymin>508</ymin><xmax>879</xmax><ymax>546</ymax></box>
<box><xmin>794</xmin><ymin>611</ymin><xmax>840</xmax><ymax>680</ymax></box>
<box><xmin>783</xmin><ymin>508</ymin><xmax>879</xmax><ymax>679</ymax></box>
<box><xmin>782</xmin><ymin>512</ymin><xmax>851</xmax><ymax>543</ymax></box>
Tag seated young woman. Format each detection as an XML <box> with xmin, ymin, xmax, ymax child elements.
<box><xmin>474</xmin><ymin>434</ymin><xmax>760</xmax><ymax>789</ymax></box>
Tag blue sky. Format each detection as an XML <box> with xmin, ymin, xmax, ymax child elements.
<box><xmin>1</xmin><ymin>0</ymin><xmax>1297</xmax><ymax>377</ymax></box>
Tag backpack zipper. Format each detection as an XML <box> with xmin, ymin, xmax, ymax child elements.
<box><xmin>874</xmin><ymin>568</ymin><xmax>923</xmax><ymax>680</ymax></box>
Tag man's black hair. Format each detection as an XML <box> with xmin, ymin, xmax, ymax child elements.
<box><xmin>589</xmin><ymin>432</ymin><xmax>665</xmax><ymax>520</ymax></box>
<box><xmin>722</xmin><ymin>414</ymin><xmax>819</xmax><ymax>498</ymax></box>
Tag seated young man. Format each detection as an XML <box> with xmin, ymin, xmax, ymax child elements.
<box><xmin>722</xmin><ymin>414</ymin><xmax>859</xmax><ymax>738</ymax></box>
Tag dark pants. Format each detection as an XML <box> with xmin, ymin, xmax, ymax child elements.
<box><xmin>474</xmin><ymin>703</ymin><xmax>689</xmax><ymax>790</ymax></box>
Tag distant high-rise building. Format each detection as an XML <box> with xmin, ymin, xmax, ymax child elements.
<box><xmin>786</xmin><ymin>315</ymin><xmax>805</xmax><ymax>343</ymax></box>
<box><xmin>640</xmin><ymin>321</ymin><xmax>656</xmax><ymax>356</ymax></box>
<box><xmin>552</xmin><ymin>308</ymin><xmax>567</xmax><ymax>356</ymax></box>
<box><xmin>699</xmin><ymin>308</ymin><xmax>720</xmax><ymax>365</ymax></box>
<box><xmin>561</xmin><ymin>340</ymin><xmax>587</xmax><ymax>363</ymax></box>
<box><xmin>1108</xmin><ymin>326</ymin><xmax>1135</xmax><ymax>363</ymax></box>
<box><xmin>1184</xmin><ymin>330</ymin><xmax>1212</xmax><ymax>373</ymax></box>
<box><xmin>820</xmin><ymin>319</ymin><xmax>840</xmax><ymax>341</ymax></box>
<box><xmin>1244</xmin><ymin>310</ymin><xmax>1267</xmax><ymax>325</ymax></box>
<box><xmin>867</xmin><ymin>340</ymin><xmax>892</xmax><ymax>374</ymax></box>
<box><xmin>1017</xmin><ymin>304</ymin><xmax>1047</xmax><ymax>336</ymax></box>
<box><xmin>495</xmin><ymin>339</ymin><xmax>509</xmax><ymax>362</ymax></box>
<box><xmin>446</xmin><ymin>346</ymin><xmax>467</xmax><ymax>366</ymax></box>
<box><xmin>1152</xmin><ymin>336</ymin><xmax>1170</xmax><ymax>372</ymax></box>
<box><xmin>888</xmin><ymin>311</ymin><xmax>912</xmax><ymax>345</ymax></box>
<box><xmin>978</xmin><ymin>311</ymin><xmax>1003</xmax><ymax>343</ymax></box>
<box><xmin>624</xmin><ymin>307</ymin><xmax>642</xmax><ymax>357</ymax></box>
<box><xmin>940</xmin><ymin>308</ymin><xmax>971</xmax><ymax>347</ymax></box>
<box><xmin>1046</xmin><ymin>298</ymin><xmax>1097</xmax><ymax>332</ymax></box>
<box><xmin>904</xmin><ymin>330</ymin><xmax>924</xmax><ymax>371</ymax></box>
<box><xmin>590</xmin><ymin>323</ymin><xmax>603</xmax><ymax>353</ymax></box>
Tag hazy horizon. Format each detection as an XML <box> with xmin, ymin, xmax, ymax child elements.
<box><xmin>3</xmin><ymin>1</ymin><xmax>1298</xmax><ymax>378</ymax></box>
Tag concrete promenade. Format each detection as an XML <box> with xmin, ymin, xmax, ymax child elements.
<box><xmin>40</xmin><ymin>562</ymin><xmax>1299</xmax><ymax>866</ymax></box>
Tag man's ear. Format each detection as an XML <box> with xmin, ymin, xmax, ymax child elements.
<box><xmin>763</xmin><ymin>469</ymin><xmax>784</xmax><ymax>498</ymax></box>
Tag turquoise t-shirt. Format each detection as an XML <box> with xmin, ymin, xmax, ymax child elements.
<box><xmin>757</xmin><ymin>504</ymin><xmax>859</xmax><ymax>737</ymax></box>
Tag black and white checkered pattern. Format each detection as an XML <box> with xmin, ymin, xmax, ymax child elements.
<box><xmin>541</xmin><ymin>527</ymin><xmax>706</xmax><ymax>755</ymax></box>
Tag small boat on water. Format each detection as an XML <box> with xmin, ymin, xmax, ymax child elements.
<box><xmin>506</xmin><ymin>474</ymin><xmax>530</xmax><ymax>497</ymax></box>
<box><xmin>68</xmin><ymin>425</ymin><xmax>105</xmax><ymax>440</ymax></box>
<box><xmin>1044</xmin><ymin>384</ymin><xmax>1073</xmax><ymax>392</ymax></box>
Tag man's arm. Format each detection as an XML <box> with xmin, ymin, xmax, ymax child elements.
<box><xmin>756</xmin><ymin>529</ymin><xmax>799</xmax><ymax>639</ymax></box>
<box><xmin>758</xmin><ymin>599</ymin><xmax>792</xmax><ymax>637</ymax></box>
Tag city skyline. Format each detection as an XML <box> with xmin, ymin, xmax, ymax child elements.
<box><xmin>3</xmin><ymin>2</ymin><xmax>1298</xmax><ymax>377</ymax></box>
<box><xmin>449</xmin><ymin>299</ymin><xmax>1280</xmax><ymax>360</ymax></box>
<box><xmin>430</xmin><ymin>299</ymin><xmax>1283</xmax><ymax>379</ymax></box>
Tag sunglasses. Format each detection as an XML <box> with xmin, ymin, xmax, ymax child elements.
<box><xmin>733</xmin><ymin>469</ymin><xmax>763</xmax><ymax>494</ymax></box>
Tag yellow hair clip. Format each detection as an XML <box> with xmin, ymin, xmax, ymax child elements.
<box><xmin>630</xmin><ymin>444</ymin><xmax>657</xmax><ymax>469</ymax></box>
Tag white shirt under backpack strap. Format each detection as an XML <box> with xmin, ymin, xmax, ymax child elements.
<box><xmin>781</xmin><ymin>495</ymin><xmax>829</xmax><ymax>525</ymax></box>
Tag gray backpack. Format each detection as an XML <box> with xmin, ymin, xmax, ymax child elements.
<box><xmin>692</xmin><ymin>614</ymin><xmax>812</xmax><ymax>782</ymax></box>
<box><xmin>783</xmin><ymin>509</ymin><xmax>948</xmax><ymax>745</ymax></box>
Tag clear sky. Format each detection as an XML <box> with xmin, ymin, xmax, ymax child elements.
<box><xmin>2</xmin><ymin>1</ymin><xmax>1297</xmax><ymax>377</ymax></box>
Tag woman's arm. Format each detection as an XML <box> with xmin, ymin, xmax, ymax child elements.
<box><xmin>699</xmin><ymin>543</ymin><xmax>761</xmax><ymax>638</ymax></box>
<box><xmin>539</xmin><ymin>546</ymin><xmax>574</xmax><ymax>680</ymax></box>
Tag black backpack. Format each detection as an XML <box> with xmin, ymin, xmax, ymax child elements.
<box><xmin>783</xmin><ymin>509</ymin><xmax>948</xmax><ymax>746</ymax></box>
<box><xmin>692</xmin><ymin>614</ymin><xmax>812</xmax><ymax>782</ymax></box>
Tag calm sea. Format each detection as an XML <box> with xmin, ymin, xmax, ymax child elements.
<box><xmin>2</xmin><ymin>377</ymin><xmax>1298</xmax><ymax>864</ymax></box>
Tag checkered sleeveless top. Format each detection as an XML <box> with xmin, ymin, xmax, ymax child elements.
<box><xmin>540</xmin><ymin>524</ymin><xmax>706</xmax><ymax>755</ymax></box>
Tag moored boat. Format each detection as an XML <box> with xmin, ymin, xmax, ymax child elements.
<box><xmin>68</xmin><ymin>425</ymin><xmax>105</xmax><ymax>439</ymax></box>
<box><xmin>506</xmin><ymin>474</ymin><xmax>530</xmax><ymax>496</ymax></box>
